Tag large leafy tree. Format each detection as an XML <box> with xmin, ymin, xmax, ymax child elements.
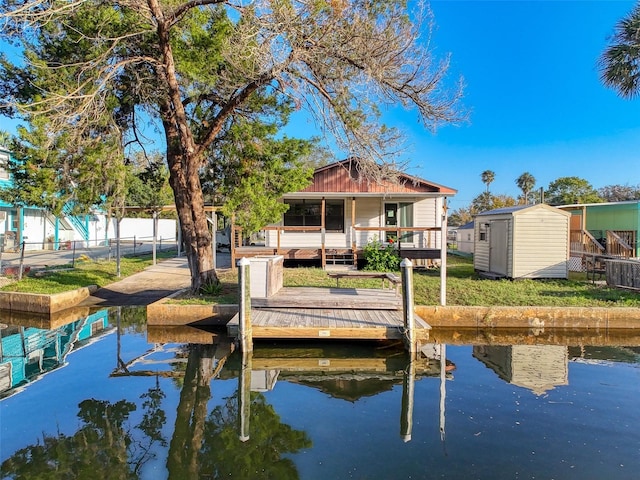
<box><xmin>201</xmin><ymin>117</ymin><xmax>316</xmax><ymax>234</ymax></box>
<box><xmin>471</xmin><ymin>191</ymin><xmax>516</xmax><ymax>213</ymax></box>
<box><xmin>545</xmin><ymin>176</ymin><xmax>603</xmax><ymax>206</ymax></box>
<box><xmin>0</xmin><ymin>116</ymin><xmax>128</xmax><ymax>217</ymax></box>
<box><xmin>0</xmin><ymin>1</ymin><xmax>461</xmax><ymax>291</ymax></box>
<box><xmin>598</xmin><ymin>183</ymin><xmax>640</xmax><ymax>202</ymax></box>
<box><xmin>599</xmin><ymin>2</ymin><xmax>640</xmax><ymax>98</ymax></box>
<box><xmin>125</xmin><ymin>152</ymin><xmax>175</xmax><ymax>215</ymax></box>
<box><xmin>0</xmin><ymin>130</ymin><xmax>11</xmax><ymax>147</ymax></box>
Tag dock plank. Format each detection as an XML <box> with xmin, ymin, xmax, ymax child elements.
<box><xmin>228</xmin><ymin>307</ymin><xmax>430</xmax><ymax>342</ymax></box>
<box><xmin>251</xmin><ymin>287</ymin><xmax>401</xmax><ymax>310</ymax></box>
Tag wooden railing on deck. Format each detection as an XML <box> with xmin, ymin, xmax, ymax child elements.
<box><xmin>607</xmin><ymin>230</ymin><xmax>634</xmax><ymax>258</ymax></box>
<box><xmin>352</xmin><ymin>226</ymin><xmax>441</xmax><ymax>247</ymax></box>
<box><xmin>231</xmin><ymin>225</ymin><xmax>443</xmax><ymax>268</ymax></box>
<box><xmin>570</xmin><ymin>229</ymin><xmax>604</xmax><ymax>256</ymax></box>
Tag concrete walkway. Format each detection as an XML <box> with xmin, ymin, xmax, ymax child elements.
<box><xmin>78</xmin><ymin>253</ymin><xmax>232</xmax><ymax>307</ymax></box>
<box><xmin>79</xmin><ymin>257</ymin><xmax>193</xmax><ymax>307</ymax></box>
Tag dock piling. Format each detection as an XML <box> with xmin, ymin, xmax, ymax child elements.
<box><xmin>401</xmin><ymin>258</ymin><xmax>417</xmax><ymax>356</ymax></box>
<box><xmin>238</xmin><ymin>349</ymin><xmax>252</xmax><ymax>442</ymax></box>
<box><xmin>238</xmin><ymin>257</ymin><xmax>253</xmax><ymax>352</ymax></box>
<box><xmin>400</xmin><ymin>359</ymin><xmax>416</xmax><ymax>442</ymax></box>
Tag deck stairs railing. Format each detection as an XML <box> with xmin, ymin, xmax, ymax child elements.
<box><xmin>606</xmin><ymin>230</ymin><xmax>635</xmax><ymax>258</ymax></box>
<box><xmin>570</xmin><ymin>229</ymin><xmax>604</xmax><ymax>256</ymax></box>
<box><xmin>61</xmin><ymin>204</ymin><xmax>89</xmax><ymax>241</ymax></box>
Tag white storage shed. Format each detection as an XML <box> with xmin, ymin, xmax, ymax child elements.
<box><xmin>473</xmin><ymin>204</ymin><xmax>570</xmax><ymax>279</ymax></box>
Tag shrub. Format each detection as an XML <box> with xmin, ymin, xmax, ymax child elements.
<box><xmin>362</xmin><ymin>237</ymin><xmax>400</xmax><ymax>271</ymax></box>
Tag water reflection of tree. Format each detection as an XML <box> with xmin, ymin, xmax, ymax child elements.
<box><xmin>199</xmin><ymin>392</ymin><xmax>312</xmax><ymax>479</ymax></box>
<box><xmin>3</xmin><ymin>344</ymin><xmax>310</xmax><ymax>479</ymax></box>
<box><xmin>0</xmin><ymin>385</ymin><xmax>166</xmax><ymax>478</ymax></box>
<box><xmin>167</xmin><ymin>346</ymin><xmax>311</xmax><ymax>479</ymax></box>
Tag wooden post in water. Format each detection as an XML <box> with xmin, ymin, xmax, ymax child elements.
<box><xmin>237</xmin><ymin>257</ymin><xmax>253</xmax><ymax>352</ymax></box>
<box><xmin>401</xmin><ymin>258</ymin><xmax>417</xmax><ymax>356</ymax></box>
<box><xmin>238</xmin><ymin>348</ymin><xmax>252</xmax><ymax>442</ymax></box>
<box><xmin>439</xmin><ymin>343</ymin><xmax>447</xmax><ymax>442</ymax></box>
<box><xmin>400</xmin><ymin>359</ymin><xmax>416</xmax><ymax>442</ymax></box>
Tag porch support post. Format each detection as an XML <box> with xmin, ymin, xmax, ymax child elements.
<box><xmin>440</xmin><ymin>197</ymin><xmax>448</xmax><ymax>306</ymax></box>
<box><xmin>321</xmin><ymin>197</ymin><xmax>326</xmax><ymax>269</ymax></box>
<box><xmin>351</xmin><ymin>197</ymin><xmax>356</xmax><ymax>253</ymax></box>
<box><xmin>277</xmin><ymin>228</ymin><xmax>281</xmax><ymax>254</ymax></box>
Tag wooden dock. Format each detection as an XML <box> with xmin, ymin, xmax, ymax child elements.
<box><xmin>227</xmin><ymin>287</ymin><xmax>431</xmax><ymax>343</ymax></box>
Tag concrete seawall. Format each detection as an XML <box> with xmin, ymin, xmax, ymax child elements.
<box><xmin>0</xmin><ymin>286</ymin><xmax>97</xmax><ymax>314</ymax></box>
<box><xmin>146</xmin><ymin>289</ymin><xmax>238</xmax><ymax>326</ymax></box>
<box><xmin>415</xmin><ymin>305</ymin><xmax>640</xmax><ymax>329</ymax></box>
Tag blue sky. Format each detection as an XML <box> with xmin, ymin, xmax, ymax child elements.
<box><xmin>391</xmin><ymin>0</ymin><xmax>640</xmax><ymax>210</ymax></box>
<box><xmin>1</xmin><ymin>1</ymin><xmax>639</xmax><ymax>213</ymax></box>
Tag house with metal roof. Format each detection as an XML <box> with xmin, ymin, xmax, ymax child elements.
<box><xmin>557</xmin><ymin>200</ymin><xmax>639</xmax><ymax>261</ymax></box>
<box><xmin>231</xmin><ymin>158</ymin><xmax>457</xmax><ymax>269</ymax></box>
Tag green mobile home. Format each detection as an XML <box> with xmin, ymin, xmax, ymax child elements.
<box><xmin>558</xmin><ymin>201</ymin><xmax>640</xmax><ymax>259</ymax></box>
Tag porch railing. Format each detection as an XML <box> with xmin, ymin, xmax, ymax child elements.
<box><xmin>231</xmin><ymin>225</ymin><xmax>443</xmax><ymax>268</ymax></box>
<box><xmin>606</xmin><ymin>230</ymin><xmax>634</xmax><ymax>258</ymax></box>
<box><xmin>569</xmin><ymin>229</ymin><xmax>604</xmax><ymax>256</ymax></box>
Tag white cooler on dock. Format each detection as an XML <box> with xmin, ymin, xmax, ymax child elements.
<box><xmin>249</xmin><ymin>255</ymin><xmax>284</xmax><ymax>298</ymax></box>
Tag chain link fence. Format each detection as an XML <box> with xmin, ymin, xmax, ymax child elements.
<box><xmin>0</xmin><ymin>236</ymin><xmax>179</xmax><ymax>279</ymax></box>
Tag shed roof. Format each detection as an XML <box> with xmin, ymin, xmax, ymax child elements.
<box><xmin>457</xmin><ymin>221</ymin><xmax>474</xmax><ymax>230</ymax></box>
<box><xmin>475</xmin><ymin>203</ymin><xmax>570</xmax><ymax>217</ymax></box>
<box><xmin>290</xmin><ymin>158</ymin><xmax>457</xmax><ymax>197</ymax></box>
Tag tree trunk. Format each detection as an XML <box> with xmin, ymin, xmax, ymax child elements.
<box><xmin>164</xmin><ymin>119</ymin><xmax>218</xmax><ymax>292</ymax></box>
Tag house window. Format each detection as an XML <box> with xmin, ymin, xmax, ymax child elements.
<box><xmin>384</xmin><ymin>202</ymin><xmax>413</xmax><ymax>242</ymax></box>
<box><xmin>10</xmin><ymin>209</ymin><xmax>19</xmax><ymax>231</ymax></box>
<box><xmin>467</xmin><ymin>233</ymin><xmax>471</xmax><ymax>241</ymax></box>
<box><xmin>325</xmin><ymin>200</ymin><xmax>344</xmax><ymax>231</ymax></box>
<box><xmin>283</xmin><ymin>199</ymin><xmax>344</xmax><ymax>232</ymax></box>
<box><xmin>479</xmin><ymin>223</ymin><xmax>489</xmax><ymax>241</ymax></box>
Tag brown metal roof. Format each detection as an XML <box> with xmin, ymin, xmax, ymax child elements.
<box><xmin>299</xmin><ymin>158</ymin><xmax>456</xmax><ymax>195</ymax></box>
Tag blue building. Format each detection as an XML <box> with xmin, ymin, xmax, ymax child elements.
<box><xmin>0</xmin><ymin>145</ymin><xmax>94</xmax><ymax>251</ymax></box>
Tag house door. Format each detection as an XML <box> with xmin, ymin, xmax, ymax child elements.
<box><xmin>489</xmin><ymin>220</ymin><xmax>508</xmax><ymax>275</ymax></box>
<box><xmin>384</xmin><ymin>203</ymin><xmax>413</xmax><ymax>244</ymax></box>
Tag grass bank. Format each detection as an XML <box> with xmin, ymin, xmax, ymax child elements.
<box><xmin>0</xmin><ymin>251</ymin><xmax>177</xmax><ymax>294</ymax></box>
<box><xmin>178</xmin><ymin>255</ymin><xmax>640</xmax><ymax>308</ymax></box>
<box><xmin>3</xmin><ymin>253</ymin><xmax>639</xmax><ymax>308</ymax></box>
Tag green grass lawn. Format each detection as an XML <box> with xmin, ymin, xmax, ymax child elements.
<box><xmin>0</xmin><ymin>251</ymin><xmax>177</xmax><ymax>294</ymax></box>
<box><xmin>184</xmin><ymin>255</ymin><xmax>640</xmax><ymax>308</ymax></box>
<box><xmin>4</xmin><ymin>253</ymin><xmax>640</xmax><ymax>308</ymax></box>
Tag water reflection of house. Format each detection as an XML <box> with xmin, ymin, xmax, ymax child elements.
<box><xmin>473</xmin><ymin>345</ymin><xmax>568</xmax><ymax>395</ymax></box>
<box><xmin>0</xmin><ymin>309</ymin><xmax>111</xmax><ymax>399</ymax></box>
<box><xmin>251</xmin><ymin>370</ymin><xmax>280</xmax><ymax>392</ymax></box>
<box><xmin>244</xmin><ymin>344</ymin><xmax>451</xmax><ymax>400</ymax></box>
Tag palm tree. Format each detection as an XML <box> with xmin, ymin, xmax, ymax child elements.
<box><xmin>516</xmin><ymin>172</ymin><xmax>536</xmax><ymax>204</ymax></box>
<box><xmin>599</xmin><ymin>3</ymin><xmax>640</xmax><ymax>98</ymax></box>
<box><xmin>480</xmin><ymin>170</ymin><xmax>495</xmax><ymax>193</ymax></box>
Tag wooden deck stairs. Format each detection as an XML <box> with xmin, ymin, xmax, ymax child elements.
<box><xmin>325</xmin><ymin>250</ymin><xmax>356</xmax><ymax>269</ymax></box>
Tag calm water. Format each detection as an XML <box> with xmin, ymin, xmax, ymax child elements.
<box><xmin>1</xmin><ymin>307</ymin><xmax>639</xmax><ymax>479</ymax></box>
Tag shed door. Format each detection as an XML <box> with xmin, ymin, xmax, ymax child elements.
<box><xmin>489</xmin><ymin>220</ymin><xmax>508</xmax><ymax>275</ymax></box>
